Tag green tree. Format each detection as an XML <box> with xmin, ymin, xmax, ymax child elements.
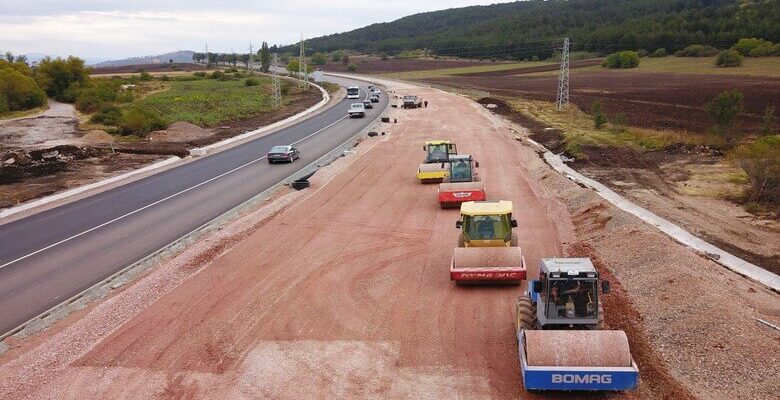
<box><xmin>603</xmin><ymin>51</ymin><xmax>639</xmax><ymax>69</ymax></box>
<box><xmin>732</xmin><ymin>38</ymin><xmax>775</xmax><ymax>57</ymax></box>
<box><xmin>761</xmin><ymin>105</ymin><xmax>776</xmax><ymax>135</ymax></box>
<box><xmin>331</xmin><ymin>51</ymin><xmax>344</xmax><ymax>62</ymax></box>
<box><xmin>0</xmin><ymin>64</ymin><xmax>47</xmax><ymax>112</ymax></box>
<box><xmin>715</xmin><ymin>50</ymin><xmax>743</xmax><ymax>67</ymax></box>
<box><xmin>347</xmin><ymin>63</ymin><xmax>357</xmax><ymax>72</ymax></box>
<box><xmin>705</xmin><ymin>90</ymin><xmax>744</xmax><ymax>141</ymax></box>
<box><xmin>118</xmin><ymin>106</ymin><xmax>166</xmax><ymax>135</ymax></box>
<box><xmin>286</xmin><ymin>59</ymin><xmax>299</xmax><ymax>73</ymax></box>
<box><xmin>34</xmin><ymin>56</ymin><xmax>89</xmax><ymax>101</ymax></box>
<box><xmin>591</xmin><ymin>101</ymin><xmax>607</xmax><ymax>129</ymax></box>
<box><xmin>259</xmin><ymin>42</ymin><xmax>271</xmax><ymax>73</ymax></box>
<box><xmin>311</xmin><ymin>52</ymin><xmax>327</xmax><ymax>66</ymax></box>
<box><xmin>4</xmin><ymin>52</ymin><xmax>13</xmax><ymax>63</ymax></box>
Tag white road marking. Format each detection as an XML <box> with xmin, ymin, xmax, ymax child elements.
<box><xmin>0</xmin><ymin>112</ymin><xmax>352</xmax><ymax>270</ymax></box>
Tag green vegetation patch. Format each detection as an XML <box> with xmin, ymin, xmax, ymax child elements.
<box><xmin>129</xmin><ymin>77</ymin><xmax>275</xmax><ymax>126</ymax></box>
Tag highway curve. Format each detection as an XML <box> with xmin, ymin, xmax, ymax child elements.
<box><xmin>0</xmin><ymin>77</ymin><xmax>388</xmax><ymax>336</ymax></box>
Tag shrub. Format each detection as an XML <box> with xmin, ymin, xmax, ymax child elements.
<box><xmin>34</xmin><ymin>56</ymin><xmax>89</xmax><ymax>101</ymax></box>
<box><xmin>75</xmin><ymin>82</ymin><xmax>118</xmax><ymax>112</ymax></box>
<box><xmin>748</xmin><ymin>43</ymin><xmax>775</xmax><ymax>57</ymax></box>
<box><xmin>380</xmin><ymin>52</ymin><xmax>389</xmax><ymax>61</ymax></box>
<box><xmin>89</xmin><ymin>104</ymin><xmax>123</xmax><ymax>126</ymax></box>
<box><xmin>705</xmin><ymin>90</ymin><xmax>744</xmax><ymax>142</ymax></box>
<box><xmin>637</xmin><ymin>49</ymin><xmax>649</xmax><ymax>58</ymax></box>
<box><xmin>209</xmin><ymin>70</ymin><xmax>224</xmax><ymax>79</ymax></box>
<box><xmin>731</xmin><ymin>135</ymin><xmax>779</xmax><ymax>202</ymax></box>
<box><xmin>347</xmin><ymin>63</ymin><xmax>357</xmax><ymax>72</ymax></box>
<box><xmin>0</xmin><ymin>66</ymin><xmax>47</xmax><ymax>111</ymax></box>
<box><xmin>138</xmin><ymin>71</ymin><xmax>152</xmax><ymax>81</ymax></box>
<box><xmin>531</xmin><ymin>55</ymin><xmax>539</xmax><ymax>62</ymax></box>
<box><xmin>161</xmin><ymin>75</ymin><xmax>170</xmax><ymax>81</ymax></box>
<box><xmin>193</xmin><ymin>71</ymin><xmax>206</xmax><ymax>78</ymax></box>
<box><xmin>591</xmin><ymin>101</ymin><xmax>607</xmax><ymax>129</ymax></box>
<box><xmin>118</xmin><ymin>106</ymin><xmax>166</xmax><ymax>135</ymax></box>
<box><xmin>761</xmin><ymin>105</ymin><xmax>776</xmax><ymax>135</ymax></box>
<box><xmin>732</xmin><ymin>38</ymin><xmax>775</xmax><ymax>57</ymax></box>
<box><xmin>603</xmin><ymin>51</ymin><xmax>640</xmax><ymax>69</ymax></box>
<box><xmin>244</xmin><ymin>77</ymin><xmax>260</xmax><ymax>86</ymax></box>
<box><xmin>652</xmin><ymin>48</ymin><xmax>667</xmax><ymax>57</ymax></box>
<box><xmin>774</xmin><ymin>44</ymin><xmax>780</xmax><ymax>56</ymax></box>
<box><xmin>715</xmin><ymin>50</ymin><xmax>743</xmax><ymax>67</ymax></box>
<box><xmin>676</xmin><ymin>44</ymin><xmax>719</xmax><ymax>57</ymax></box>
<box><xmin>331</xmin><ymin>51</ymin><xmax>344</xmax><ymax>62</ymax></box>
<box><xmin>311</xmin><ymin>52</ymin><xmax>327</xmax><ymax>66</ymax></box>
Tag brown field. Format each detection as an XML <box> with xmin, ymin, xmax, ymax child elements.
<box><xmin>321</xmin><ymin>55</ymin><xmax>496</xmax><ymax>74</ymax></box>
<box><xmin>423</xmin><ymin>70</ymin><xmax>780</xmax><ymax>134</ymax></box>
<box><xmin>91</xmin><ymin>63</ymin><xmax>206</xmax><ymax>75</ymax></box>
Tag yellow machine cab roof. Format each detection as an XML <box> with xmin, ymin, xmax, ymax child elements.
<box><xmin>460</xmin><ymin>200</ymin><xmax>513</xmax><ymax>216</ymax></box>
<box><xmin>425</xmin><ymin>140</ymin><xmax>451</xmax><ymax>145</ymax></box>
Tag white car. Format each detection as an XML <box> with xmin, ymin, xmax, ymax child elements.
<box><xmin>348</xmin><ymin>103</ymin><xmax>366</xmax><ymax>118</ymax></box>
<box><xmin>371</xmin><ymin>88</ymin><xmax>381</xmax><ymax>96</ymax></box>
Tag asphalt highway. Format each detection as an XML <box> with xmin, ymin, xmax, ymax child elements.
<box><xmin>0</xmin><ymin>77</ymin><xmax>389</xmax><ymax>336</ymax></box>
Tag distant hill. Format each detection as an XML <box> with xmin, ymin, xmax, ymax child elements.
<box><xmin>284</xmin><ymin>0</ymin><xmax>780</xmax><ymax>59</ymax></box>
<box><xmin>93</xmin><ymin>51</ymin><xmax>195</xmax><ymax>68</ymax></box>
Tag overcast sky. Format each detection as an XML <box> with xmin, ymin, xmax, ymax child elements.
<box><xmin>1</xmin><ymin>1</ymin><xmax>514</xmax><ymax>62</ymax></box>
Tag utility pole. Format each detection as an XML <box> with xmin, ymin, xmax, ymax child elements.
<box><xmin>272</xmin><ymin>53</ymin><xmax>282</xmax><ymax>109</ymax></box>
<box><xmin>298</xmin><ymin>33</ymin><xmax>309</xmax><ymax>90</ymax></box>
<box><xmin>249</xmin><ymin>41</ymin><xmax>253</xmax><ymax>71</ymax></box>
<box><xmin>205</xmin><ymin>42</ymin><xmax>209</xmax><ymax>66</ymax></box>
<box><xmin>556</xmin><ymin>37</ymin><xmax>570</xmax><ymax>111</ymax></box>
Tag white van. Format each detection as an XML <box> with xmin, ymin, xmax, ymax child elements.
<box><xmin>347</xmin><ymin>86</ymin><xmax>360</xmax><ymax>99</ymax></box>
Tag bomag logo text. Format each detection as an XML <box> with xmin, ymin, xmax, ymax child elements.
<box><xmin>551</xmin><ymin>374</ymin><xmax>612</xmax><ymax>384</ymax></box>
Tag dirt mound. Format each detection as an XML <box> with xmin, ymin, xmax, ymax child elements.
<box><xmin>81</xmin><ymin>130</ymin><xmax>115</xmax><ymax>144</ymax></box>
<box><xmin>1</xmin><ymin>145</ymin><xmax>106</xmax><ymax>185</ymax></box>
<box><xmin>150</xmin><ymin>122</ymin><xmax>212</xmax><ymax>143</ymax></box>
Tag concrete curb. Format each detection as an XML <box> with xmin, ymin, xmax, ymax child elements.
<box><xmin>540</xmin><ymin>148</ymin><xmax>780</xmax><ymax>292</ymax></box>
<box><xmin>0</xmin><ymin>156</ymin><xmax>181</xmax><ymax>220</ymax></box>
<box><xmin>189</xmin><ymin>81</ymin><xmax>331</xmax><ymax>157</ymax></box>
<box><xmin>0</xmin><ymin>89</ymin><xmax>391</xmax><ymax>345</ymax></box>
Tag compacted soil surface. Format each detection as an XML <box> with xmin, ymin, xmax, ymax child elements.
<box><xmin>0</xmin><ymin>83</ymin><xmax>776</xmax><ymax>400</ymax></box>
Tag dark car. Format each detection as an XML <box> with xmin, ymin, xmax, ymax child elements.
<box><xmin>267</xmin><ymin>145</ymin><xmax>300</xmax><ymax>164</ymax></box>
<box><xmin>363</xmin><ymin>100</ymin><xmax>373</xmax><ymax>109</ymax></box>
<box><xmin>370</xmin><ymin>94</ymin><xmax>379</xmax><ymax>103</ymax></box>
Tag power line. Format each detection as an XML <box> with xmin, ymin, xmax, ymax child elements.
<box><xmin>556</xmin><ymin>37</ymin><xmax>569</xmax><ymax>112</ymax></box>
<box><xmin>298</xmin><ymin>33</ymin><xmax>309</xmax><ymax>90</ymax></box>
<box><xmin>272</xmin><ymin>53</ymin><xmax>282</xmax><ymax>109</ymax></box>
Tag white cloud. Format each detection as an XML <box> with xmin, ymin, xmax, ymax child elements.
<box><xmin>0</xmin><ymin>1</ymin><xmax>515</xmax><ymax>61</ymax></box>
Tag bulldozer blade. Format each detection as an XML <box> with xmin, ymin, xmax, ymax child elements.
<box><xmin>517</xmin><ymin>330</ymin><xmax>639</xmax><ymax>391</ymax></box>
<box><xmin>450</xmin><ymin>247</ymin><xmax>526</xmax><ymax>284</ymax></box>
<box><xmin>438</xmin><ymin>182</ymin><xmax>486</xmax><ymax>208</ymax></box>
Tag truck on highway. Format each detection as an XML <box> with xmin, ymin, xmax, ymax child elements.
<box><xmin>348</xmin><ymin>103</ymin><xmax>366</xmax><ymax>118</ymax></box>
<box><xmin>347</xmin><ymin>86</ymin><xmax>360</xmax><ymax>99</ymax></box>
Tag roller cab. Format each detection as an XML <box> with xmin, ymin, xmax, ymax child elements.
<box><xmin>451</xmin><ymin>201</ymin><xmax>526</xmax><ymax>284</ymax></box>
<box><xmin>437</xmin><ymin>155</ymin><xmax>486</xmax><ymax>208</ymax></box>
<box><xmin>417</xmin><ymin>140</ymin><xmax>457</xmax><ymax>183</ymax></box>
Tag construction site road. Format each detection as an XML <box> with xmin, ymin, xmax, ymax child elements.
<box><xmin>0</xmin><ymin>77</ymin><xmax>388</xmax><ymax>337</ymax></box>
<box><xmin>0</xmin><ymin>84</ymin><xmax>569</xmax><ymax>399</ymax></box>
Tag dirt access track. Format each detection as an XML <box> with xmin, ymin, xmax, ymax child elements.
<box><xmin>0</xmin><ymin>82</ymin><xmax>777</xmax><ymax>399</ymax></box>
